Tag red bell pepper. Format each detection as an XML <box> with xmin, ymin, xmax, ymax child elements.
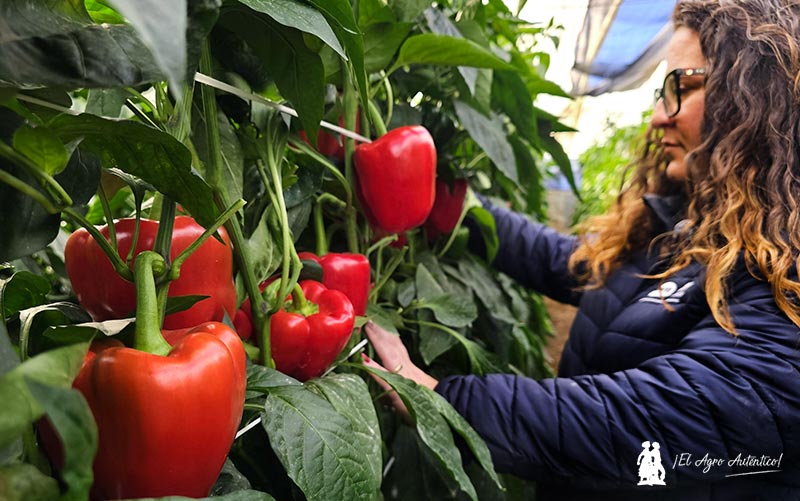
<box><xmin>270</xmin><ymin>280</ymin><xmax>355</xmax><ymax>381</ymax></box>
<box><xmin>353</xmin><ymin>126</ymin><xmax>437</xmax><ymax>233</ymax></box>
<box><xmin>72</xmin><ymin>252</ymin><xmax>247</xmax><ymax>499</ymax></box>
<box><xmin>426</xmin><ymin>179</ymin><xmax>468</xmax><ymax>236</ymax></box>
<box><xmin>65</xmin><ymin>216</ymin><xmax>236</xmax><ymax>330</ymax></box>
<box><xmin>297</xmin><ymin>252</ymin><xmax>371</xmax><ymax>316</ymax></box>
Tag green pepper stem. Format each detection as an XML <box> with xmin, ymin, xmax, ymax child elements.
<box><xmin>342</xmin><ymin>64</ymin><xmax>360</xmax><ymax>254</ymax></box>
<box><xmin>63</xmin><ymin>208</ymin><xmax>134</xmax><ymax>282</ymax></box>
<box><xmin>153</xmin><ymin>200</ymin><xmax>176</xmax><ymax>265</ymax></box>
<box><xmin>0</xmin><ymin>167</ymin><xmax>59</xmax><ymax>213</ymax></box>
<box><xmin>313</xmin><ymin>199</ymin><xmax>328</xmax><ymax>256</ymax></box>
<box><xmin>169</xmin><ymin>199</ymin><xmax>245</xmax><ymax>281</ymax></box>
<box><xmin>0</xmin><ymin>142</ymin><xmax>73</xmax><ymax>207</ymax></box>
<box><xmin>366</xmin><ymin>100</ymin><xmax>387</xmax><ymax>137</ymax></box>
<box><xmin>132</xmin><ymin>251</ymin><xmax>171</xmax><ymax>355</ymax></box>
<box><xmin>97</xmin><ymin>184</ymin><xmax>117</xmax><ymax>254</ymax></box>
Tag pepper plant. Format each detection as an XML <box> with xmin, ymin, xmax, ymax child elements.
<box><xmin>0</xmin><ymin>0</ymin><xmax>571</xmax><ymax>499</ymax></box>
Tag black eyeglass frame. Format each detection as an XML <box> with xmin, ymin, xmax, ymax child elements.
<box><xmin>654</xmin><ymin>67</ymin><xmax>706</xmax><ymax>118</ymax></box>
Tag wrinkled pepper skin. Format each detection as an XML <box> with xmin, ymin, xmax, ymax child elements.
<box><xmin>74</xmin><ymin>322</ymin><xmax>246</xmax><ymax>499</ymax></box>
<box><xmin>297</xmin><ymin>252</ymin><xmax>371</xmax><ymax>316</ymax></box>
<box><xmin>65</xmin><ymin>217</ymin><xmax>236</xmax><ymax>329</ymax></box>
<box><xmin>353</xmin><ymin>126</ymin><xmax>437</xmax><ymax>233</ymax></box>
<box><xmin>271</xmin><ymin>280</ymin><xmax>355</xmax><ymax>381</ymax></box>
<box><xmin>426</xmin><ymin>179</ymin><xmax>468</xmax><ymax>236</ymax></box>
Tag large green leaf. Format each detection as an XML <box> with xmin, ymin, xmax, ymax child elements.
<box><xmin>193</xmin><ymin>109</ymin><xmax>244</xmax><ymax>206</ymax></box>
<box><xmin>307</xmin><ymin>375</ymin><xmax>382</xmax><ymax>494</ymax></box>
<box><xmin>363</xmin><ymin>22</ymin><xmax>412</xmax><ymax>74</ymax></box>
<box><xmin>26</xmin><ymin>380</ymin><xmax>97</xmax><ymax>501</ymax></box>
<box><xmin>453</xmin><ymin>101</ymin><xmax>517</xmax><ymax>183</ymax></box>
<box><xmin>239</xmin><ymin>0</ymin><xmax>345</xmax><ymax>59</ymax></box>
<box><xmin>390</xmin><ymin>0</ymin><xmax>430</xmax><ymax>22</ymax></box>
<box><xmin>0</xmin><ymin>463</ymin><xmax>59</xmax><ymax>501</ymax></box>
<box><xmin>393</xmin><ymin>34</ymin><xmax>513</xmax><ymax>71</ymax></box>
<box><xmin>0</xmin><ymin>342</ymin><xmax>88</xmax><ymax>451</ymax></box>
<box><xmin>260</xmin><ymin>384</ymin><xmax>377</xmax><ymax>501</ymax></box>
<box><xmin>358</xmin><ymin>366</ymin><xmax>478</xmax><ymax>500</ymax></box>
<box><xmin>0</xmin><ymin>0</ymin><xmax>163</xmax><ymax>88</ymax></box>
<box><xmin>492</xmin><ymin>70</ymin><xmax>537</xmax><ymax>146</ymax></box>
<box><xmin>219</xmin><ymin>9</ymin><xmax>325</xmax><ymax>142</ymax></box>
<box><xmin>107</xmin><ymin>0</ymin><xmax>187</xmax><ymax>93</ymax></box>
<box><xmin>48</xmin><ymin>114</ymin><xmax>220</xmax><ymax>228</ymax></box>
<box><xmin>12</xmin><ymin>125</ymin><xmax>69</xmax><ymax>176</ymax></box>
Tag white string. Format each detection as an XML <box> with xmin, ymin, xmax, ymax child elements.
<box><xmin>193</xmin><ymin>72</ymin><xmax>372</xmax><ymax>144</ymax></box>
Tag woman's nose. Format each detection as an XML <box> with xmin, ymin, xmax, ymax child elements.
<box><xmin>651</xmin><ymin>99</ymin><xmax>672</xmax><ymax>128</ymax></box>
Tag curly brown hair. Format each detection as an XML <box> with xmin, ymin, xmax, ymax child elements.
<box><xmin>570</xmin><ymin>0</ymin><xmax>800</xmax><ymax>333</ymax></box>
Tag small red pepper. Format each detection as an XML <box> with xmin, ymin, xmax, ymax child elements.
<box><xmin>353</xmin><ymin>126</ymin><xmax>437</xmax><ymax>233</ymax></box>
<box><xmin>270</xmin><ymin>280</ymin><xmax>355</xmax><ymax>381</ymax></box>
<box><xmin>72</xmin><ymin>252</ymin><xmax>247</xmax><ymax>499</ymax></box>
<box><xmin>426</xmin><ymin>179</ymin><xmax>468</xmax><ymax>236</ymax></box>
<box><xmin>297</xmin><ymin>252</ymin><xmax>371</xmax><ymax>316</ymax></box>
<box><xmin>298</xmin><ymin>115</ymin><xmax>361</xmax><ymax>161</ymax></box>
<box><xmin>65</xmin><ymin>216</ymin><xmax>237</xmax><ymax>330</ymax></box>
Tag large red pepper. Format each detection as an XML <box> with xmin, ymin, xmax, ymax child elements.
<box><xmin>270</xmin><ymin>280</ymin><xmax>355</xmax><ymax>381</ymax></box>
<box><xmin>72</xmin><ymin>252</ymin><xmax>246</xmax><ymax>499</ymax></box>
<box><xmin>353</xmin><ymin>125</ymin><xmax>437</xmax><ymax>233</ymax></box>
<box><xmin>426</xmin><ymin>178</ymin><xmax>468</xmax><ymax>236</ymax></box>
<box><xmin>65</xmin><ymin>216</ymin><xmax>236</xmax><ymax>330</ymax></box>
<box><xmin>297</xmin><ymin>252</ymin><xmax>371</xmax><ymax>316</ymax></box>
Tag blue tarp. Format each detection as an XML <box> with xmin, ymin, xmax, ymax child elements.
<box><xmin>572</xmin><ymin>0</ymin><xmax>677</xmax><ymax>96</ymax></box>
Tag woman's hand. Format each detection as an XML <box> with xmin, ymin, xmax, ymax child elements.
<box><xmin>361</xmin><ymin>321</ymin><xmax>439</xmax><ymax>422</ymax></box>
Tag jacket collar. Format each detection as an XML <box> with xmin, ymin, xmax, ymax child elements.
<box><xmin>642</xmin><ymin>193</ymin><xmax>687</xmax><ymax>232</ymax></box>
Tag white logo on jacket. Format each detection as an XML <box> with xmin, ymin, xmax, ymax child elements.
<box><xmin>639</xmin><ymin>281</ymin><xmax>694</xmax><ymax>304</ymax></box>
<box><xmin>637</xmin><ymin>441</ymin><xmax>667</xmax><ymax>486</ymax></box>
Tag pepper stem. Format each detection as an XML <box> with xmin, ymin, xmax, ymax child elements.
<box><xmin>132</xmin><ymin>251</ymin><xmax>172</xmax><ymax>356</ymax></box>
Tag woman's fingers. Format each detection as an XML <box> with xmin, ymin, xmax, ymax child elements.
<box><xmin>364</xmin><ymin>321</ymin><xmax>439</xmax><ymax>391</ymax></box>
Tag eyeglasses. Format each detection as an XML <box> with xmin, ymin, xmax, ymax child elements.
<box><xmin>654</xmin><ymin>67</ymin><xmax>706</xmax><ymax>117</ymax></box>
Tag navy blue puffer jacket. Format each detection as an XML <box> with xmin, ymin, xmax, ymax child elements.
<box><xmin>435</xmin><ymin>198</ymin><xmax>800</xmax><ymax>500</ymax></box>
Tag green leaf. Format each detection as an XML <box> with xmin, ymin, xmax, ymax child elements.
<box><xmin>84</xmin><ymin>0</ymin><xmax>125</xmax><ymax>24</ymax></box>
<box><xmin>26</xmin><ymin>380</ymin><xmax>97</xmax><ymax>501</ymax></box>
<box><xmin>220</xmin><ymin>10</ymin><xmax>325</xmax><ymax>142</ymax></box>
<box><xmin>261</xmin><ymin>385</ymin><xmax>377</xmax><ymax>501</ymax></box>
<box><xmin>0</xmin><ymin>322</ymin><xmax>19</xmax><ymax>377</ymax></box>
<box><xmin>418</xmin><ymin>309</ymin><xmax>456</xmax><ymax>365</ymax></box>
<box><xmin>540</xmin><ymin>133</ymin><xmax>578</xmax><ymax>195</ymax></box>
<box><xmin>246</xmin><ymin>363</ymin><xmax>301</xmax><ymax>399</ymax></box>
<box><xmin>0</xmin><ymin>159</ymin><xmax>60</xmax><ymax>262</ymax></box>
<box><xmin>365</xmin><ymin>304</ymin><xmax>400</xmax><ymax>335</ymax></box>
<box><xmin>0</xmin><ymin>463</ymin><xmax>59</xmax><ymax>501</ymax></box>
<box><xmin>0</xmin><ymin>1</ymin><xmax>164</xmax><ymax>88</ymax></box>
<box><xmin>306</xmin><ymin>374</ymin><xmax>382</xmax><ymax>494</ymax></box>
<box><xmin>363</xmin><ymin>22</ymin><xmax>412</xmax><ymax>74</ymax></box>
<box><xmin>358</xmin><ymin>366</ymin><xmax>478</xmax><ymax>500</ymax></box>
<box><xmin>239</xmin><ymin>0</ymin><xmax>346</xmax><ymax>59</ymax></box>
<box><xmin>466</xmin><ymin>206</ymin><xmax>498</xmax><ymax>263</ymax></box>
<box><xmin>0</xmin><ymin>342</ymin><xmax>88</xmax><ymax>451</ymax></box>
<box><xmin>42</xmin><ymin>318</ymin><xmax>135</xmax><ymax>345</ymax></box>
<box><xmin>12</xmin><ymin>125</ymin><xmax>69</xmax><ymax>175</ymax></box>
<box><xmin>390</xmin><ymin>0</ymin><xmax>431</xmax><ymax>22</ymax></box>
<box><xmin>453</xmin><ymin>101</ymin><xmax>517</xmax><ymax>183</ymax></box>
<box><xmin>48</xmin><ymin>114</ymin><xmax>220</xmax><ymax>228</ymax></box>
<box><xmin>492</xmin><ymin>70</ymin><xmax>537</xmax><ymax>145</ymax></box>
<box><xmin>431</xmin><ymin>391</ymin><xmax>502</xmax><ymax>490</ymax></box>
<box><xmin>393</xmin><ymin>34</ymin><xmax>513</xmax><ymax>71</ymax></box>
<box><xmin>106</xmin><ymin>0</ymin><xmax>187</xmax><ymax>95</ymax></box>
<box><xmin>305</xmin><ymin>0</ymin><xmax>359</xmax><ymax>34</ymax></box>
<box><xmin>414</xmin><ymin>263</ymin><xmax>444</xmax><ymax>300</ymax></box>
<box><xmin>125</xmin><ymin>491</ymin><xmax>276</xmax><ymax>501</ymax></box>
<box><xmin>85</xmin><ymin>88</ymin><xmax>128</xmax><ymax>118</ymax></box>
<box><xmin>421</xmin><ymin>294</ymin><xmax>477</xmax><ymax>328</ymax></box>
<box><xmin>0</xmin><ymin>270</ymin><xmax>51</xmax><ymax>320</ymax></box>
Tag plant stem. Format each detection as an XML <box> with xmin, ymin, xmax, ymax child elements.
<box><xmin>153</xmin><ymin>200</ymin><xmax>176</xmax><ymax>265</ymax></box>
<box><xmin>342</xmin><ymin>64</ymin><xmax>360</xmax><ymax>254</ymax></box>
<box><xmin>62</xmin><ymin>208</ymin><xmax>133</xmax><ymax>282</ymax></box>
<box><xmin>0</xmin><ymin>168</ymin><xmax>59</xmax><ymax>213</ymax></box>
<box><xmin>198</xmin><ymin>41</ymin><xmax>270</xmax><ymax>366</ymax></box>
<box><xmin>169</xmin><ymin>199</ymin><xmax>245</xmax><ymax>281</ymax></box>
<box><xmin>0</xmin><ymin>142</ymin><xmax>73</xmax><ymax>207</ymax></box>
<box><xmin>369</xmin><ymin>248</ymin><xmax>407</xmax><ymax>302</ymax></box>
<box><xmin>97</xmin><ymin>184</ymin><xmax>118</xmax><ymax>254</ymax></box>
<box><xmin>132</xmin><ymin>251</ymin><xmax>171</xmax><ymax>355</ymax></box>
<box><xmin>288</xmin><ymin>138</ymin><xmax>352</xmax><ymax>205</ymax></box>
<box><xmin>313</xmin><ymin>199</ymin><xmax>328</xmax><ymax>256</ymax></box>
<box><xmin>366</xmin><ymin>100</ymin><xmax>387</xmax><ymax>137</ymax></box>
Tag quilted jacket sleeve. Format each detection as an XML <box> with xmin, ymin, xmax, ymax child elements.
<box><xmin>476</xmin><ymin>201</ymin><xmax>581</xmax><ymax>305</ymax></box>
<box><xmin>435</xmin><ymin>267</ymin><xmax>800</xmax><ymax>489</ymax></box>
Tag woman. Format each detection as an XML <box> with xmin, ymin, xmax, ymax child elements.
<box><xmin>364</xmin><ymin>1</ymin><xmax>800</xmax><ymax>499</ymax></box>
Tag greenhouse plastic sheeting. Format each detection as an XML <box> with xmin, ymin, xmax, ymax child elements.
<box><xmin>571</xmin><ymin>0</ymin><xmax>678</xmax><ymax>96</ymax></box>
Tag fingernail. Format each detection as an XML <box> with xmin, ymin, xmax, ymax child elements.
<box><xmin>361</xmin><ymin>353</ymin><xmax>372</xmax><ymax>362</ymax></box>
